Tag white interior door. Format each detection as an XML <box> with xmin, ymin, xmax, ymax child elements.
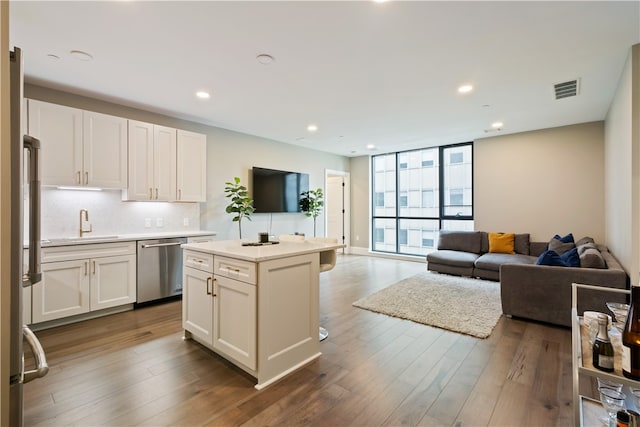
<box><xmin>325</xmin><ymin>170</ymin><xmax>350</xmax><ymax>249</ymax></box>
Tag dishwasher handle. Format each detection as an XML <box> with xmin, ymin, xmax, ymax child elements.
<box><xmin>140</xmin><ymin>242</ymin><xmax>183</xmax><ymax>249</ymax></box>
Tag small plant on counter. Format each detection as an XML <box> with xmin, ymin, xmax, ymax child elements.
<box><xmin>224</xmin><ymin>177</ymin><xmax>255</xmax><ymax>239</ymax></box>
<box><xmin>299</xmin><ymin>188</ymin><xmax>324</xmax><ymax>237</ymax></box>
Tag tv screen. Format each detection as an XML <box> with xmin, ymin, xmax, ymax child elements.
<box><xmin>252</xmin><ymin>167</ymin><xmax>309</xmax><ymax>213</ymax></box>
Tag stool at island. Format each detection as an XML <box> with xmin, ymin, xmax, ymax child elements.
<box><xmin>308</xmin><ymin>237</ymin><xmax>338</xmax><ymax>341</ymax></box>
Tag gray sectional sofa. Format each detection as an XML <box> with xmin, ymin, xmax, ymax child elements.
<box><xmin>426</xmin><ymin>230</ymin><xmax>629</xmax><ymax>327</ymax></box>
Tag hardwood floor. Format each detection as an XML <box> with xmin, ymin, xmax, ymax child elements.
<box><xmin>23</xmin><ymin>254</ymin><xmax>573</xmax><ymax>426</ymax></box>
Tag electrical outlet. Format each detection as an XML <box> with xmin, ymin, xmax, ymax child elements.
<box><xmin>156</xmin><ymin>217</ymin><xmax>163</xmax><ymax>227</ymax></box>
<box><xmin>183</xmin><ymin>218</ymin><xmax>189</xmax><ymax>226</ymax></box>
<box><xmin>145</xmin><ymin>218</ymin><xmax>151</xmax><ymax>228</ymax></box>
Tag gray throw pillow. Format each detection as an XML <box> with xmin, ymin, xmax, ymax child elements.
<box><xmin>514</xmin><ymin>233</ymin><xmax>530</xmax><ymax>255</ymax></box>
<box><xmin>577</xmin><ymin>242</ymin><xmax>598</xmax><ymax>255</ymax></box>
<box><xmin>576</xmin><ymin>236</ymin><xmax>595</xmax><ymax>247</ymax></box>
<box><xmin>548</xmin><ymin>238</ymin><xmax>575</xmax><ymax>255</ymax></box>
<box><xmin>579</xmin><ymin>248</ymin><xmax>607</xmax><ymax>269</ymax></box>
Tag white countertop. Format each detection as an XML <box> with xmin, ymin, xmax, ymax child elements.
<box><xmin>182</xmin><ymin>239</ymin><xmax>345</xmax><ymax>262</ymax></box>
<box><xmin>37</xmin><ymin>230</ymin><xmax>217</xmax><ymax>248</ymax></box>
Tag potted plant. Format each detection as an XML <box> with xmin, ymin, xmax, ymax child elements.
<box><xmin>224</xmin><ymin>177</ymin><xmax>255</xmax><ymax>239</ymax></box>
<box><xmin>300</xmin><ymin>188</ymin><xmax>324</xmax><ymax>237</ymax></box>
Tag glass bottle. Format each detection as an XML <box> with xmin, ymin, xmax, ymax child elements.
<box><xmin>593</xmin><ymin>313</ymin><xmax>614</xmax><ymax>372</ymax></box>
<box><xmin>623</xmin><ymin>285</ymin><xmax>640</xmax><ymax>380</ymax></box>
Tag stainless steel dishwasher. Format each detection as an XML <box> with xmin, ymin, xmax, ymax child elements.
<box><xmin>137</xmin><ymin>237</ymin><xmax>187</xmax><ymax>303</ymax></box>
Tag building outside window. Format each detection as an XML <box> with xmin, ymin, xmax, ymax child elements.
<box><xmin>371</xmin><ymin>143</ymin><xmax>473</xmax><ymax>256</ymax></box>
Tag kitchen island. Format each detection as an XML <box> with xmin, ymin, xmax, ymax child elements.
<box><xmin>180</xmin><ymin>239</ymin><xmax>344</xmax><ymax>389</ymax></box>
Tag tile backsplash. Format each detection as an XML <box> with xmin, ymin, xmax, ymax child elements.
<box><xmin>36</xmin><ymin>188</ymin><xmax>201</xmax><ymax>239</ymax></box>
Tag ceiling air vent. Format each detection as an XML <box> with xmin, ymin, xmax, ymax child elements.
<box><xmin>554</xmin><ymin>79</ymin><xmax>579</xmax><ymax>100</ymax></box>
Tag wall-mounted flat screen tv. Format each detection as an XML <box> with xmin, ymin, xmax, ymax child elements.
<box><xmin>252</xmin><ymin>167</ymin><xmax>309</xmax><ymax>213</ymax></box>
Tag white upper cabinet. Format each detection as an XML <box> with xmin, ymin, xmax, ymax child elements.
<box><xmin>176</xmin><ymin>130</ymin><xmax>207</xmax><ymax>202</ymax></box>
<box><xmin>126</xmin><ymin>121</ymin><xmax>206</xmax><ymax>202</ymax></box>
<box><xmin>125</xmin><ymin>120</ymin><xmax>177</xmax><ymax>201</ymax></box>
<box><xmin>154</xmin><ymin>125</ymin><xmax>178</xmax><ymax>201</ymax></box>
<box><xmin>28</xmin><ymin>99</ymin><xmax>127</xmax><ymax>188</ymax></box>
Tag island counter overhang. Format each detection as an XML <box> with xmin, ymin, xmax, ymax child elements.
<box><xmin>180</xmin><ymin>239</ymin><xmax>344</xmax><ymax>390</ymax></box>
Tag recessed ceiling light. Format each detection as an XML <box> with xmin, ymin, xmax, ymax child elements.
<box><xmin>458</xmin><ymin>84</ymin><xmax>473</xmax><ymax>93</ymax></box>
<box><xmin>256</xmin><ymin>54</ymin><xmax>274</xmax><ymax>65</ymax></box>
<box><xmin>366</xmin><ymin>144</ymin><xmax>376</xmax><ymax>150</ymax></box>
<box><xmin>196</xmin><ymin>91</ymin><xmax>210</xmax><ymax>99</ymax></box>
<box><xmin>492</xmin><ymin>121</ymin><xmax>504</xmax><ymax>128</ymax></box>
<box><xmin>69</xmin><ymin>50</ymin><xmax>93</xmax><ymax>61</ymax></box>
<box><xmin>307</xmin><ymin>124</ymin><xmax>318</xmax><ymax>132</ymax></box>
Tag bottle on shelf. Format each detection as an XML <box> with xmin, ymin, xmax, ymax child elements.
<box><xmin>623</xmin><ymin>284</ymin><xmax>640</xmax><ymax>380</ymax></box>
<box><xmin>593</xmin><ymin>313</ymin><xmax>615</xmax><ymax>372</ymax></box>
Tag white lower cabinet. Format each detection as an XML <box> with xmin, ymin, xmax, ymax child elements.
<box><xmin>34</xmin><ymin>242</ymin><xmax>136</xmax><ymax>324</ymax></box>
<box><xmin>212</xmin><ymin>275</ymin><xmax>256</xmax><ymax>370</ymax></box>
<box><xmin>35</xmin><ymin>259</ymin><xmax>91</xmax><ymax>322</ymax></box>
<box><xmin>183</xmin><ymin>266</ymin><xmax>213</xmax><ymax>346</ymax></box>
<box><xmin>183</xmin><ymin>250</ymin><xmax>257</xmax><ymax>370</ymax></box>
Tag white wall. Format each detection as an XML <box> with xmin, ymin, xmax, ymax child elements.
<box><xmin>24</xmin><ymin>84</ymin><xmax>350</xmax><ymax>240</ymax></box>
<box><xmin>475</xmin><ymin>122</ymin><xmax>605</xmax><ymax>243</ymax></box>
<box><xmin>605</xmin><ymin>44</ymin><xmax>640</xmax><ymax>284</ymax></box>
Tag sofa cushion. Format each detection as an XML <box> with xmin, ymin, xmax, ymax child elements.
<box><xmin>536</xmin><ymin>250</ymin><xmax>566</xmax><ymax>266</ymax></box>
<box><xmin>437</xmin><ymin>230</ymin><xmax>484</xmax><ymax>254</ymax></box>
<box><xmin>475</xmin><ymin>253</ymin><xmax>537</xmax><ymax>272</ymax></box>
<box><xmin>580</xmin><ymin>248</ymin><xmax>607</xmax><ymax>269</ymax></box>
<box><xmin>560</xmin><ymin>247</ymin><xmax>580</xmax><ymax>267</ymax></box>
<box><xmin>536</xmin><ymin>248</ymin><xmax>580</xmax><ymax>267</ymax></box>
<box><xmin>554</xmin><ymin>233</ymin><xmax>575</xmax><ymax>243</ymax></box>
<box><xmin>577</xmin><ymin>242</ymin><xmax>598</xmax><ymax>255</ymax></box>
<box><xmin>576</xmin><ymin>236</ymin><xmax>595</xmax><ymax>247</ymax></box>
<box><xmin>514</xmin><ymin>234</ymin><xmax>530</xmax><ymax>255</ymax></box>
<box><xmin>488</xmin><ymin>232</ymin><xmax>515</xmax><ymax>254</ymax></box>
<box><xmin>548</xmin><ymin>235</ymin><xmax>575</xmax><ymax>255</ymax></box>
<box><xmin>427</xmin><ymin>250</ymin><xmax>479</xmax><ymax>268</ymax></box>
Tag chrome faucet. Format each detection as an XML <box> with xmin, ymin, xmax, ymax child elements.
<box><xmin>79</xmin><ymin>209</ymin><xmax>92</xmax><ymax>237</ymax></box>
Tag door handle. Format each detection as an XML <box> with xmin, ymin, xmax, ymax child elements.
<box><xmin>85</xmin><ymin>171</ymin><xmax>89</xmax><ymax>185</ymax></box>
<box><xmin>93</xmin><ymin>260</ymin><xmax>96</xmax><ymax>275</ymax></box>
<box><xmin>141</xmin><ymin>242</ymin><xmax>183</xmax><ymax>249</ymax></box>
<box><xmin>22</xmin><ymin>326</ymin><xmax>49</xmax><ymax>383</ymax></box>
<box><xmin>206</xmin><ymin>277</ymin><xmax>212</xmax><ymax>295</ymax></box>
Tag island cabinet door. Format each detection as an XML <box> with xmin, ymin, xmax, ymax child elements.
<box><xmin>212</xmin><ymin>275</ymin><xmax>257</xmax><ymax>371</ymax></box>
<box><xmin>182</xmin><ymin>266</ymin><xmax>213</xmax><ymax>346</ymax></box>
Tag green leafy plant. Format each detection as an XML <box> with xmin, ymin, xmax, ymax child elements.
<box><xmin>299</xmin><ymin>188</ymin><xmax>324</xmax><ymax>237</ymax></box>
<box><xmin>224</xmin><ymin>177</ymin><xmax>255</xmax><ymax>239</ymax></box>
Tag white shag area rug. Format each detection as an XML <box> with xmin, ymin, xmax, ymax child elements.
<box><xmin>352</xmin><ymin>272</ymin><xmax>502</xmax><ymax>339</ymax></box>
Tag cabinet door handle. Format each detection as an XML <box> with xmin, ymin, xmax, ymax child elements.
<box><xmin>206</xmin><ymin>277</ymin><xmax>212</xmax><ymax>295</ymax></box>
<box><xmin>92</xmin><ymin>260</ymin><xmax>96</xmax><ymax>275</ymax></box>
<box><xmin>178</xmin><ymin>189</ymin><xmax>181</xmax><ymax>200</ymax></box>
<box><xmin>85</xmin><ymin>171</ymin><xmax>89</xmax><ymax>185</ymax></box>
<box><xmin>155</xmin><ymin>188</ymin><xmax>159</xmax><ymax>199</ymax></box>
<box><xmin>149</xmin><ymin>188</ymin><xmax>153</xmax><ymax>199</ymax></box>
<box><xmin>212</xmin><ymin>278</ymin><xmax>217</xmax><ymax>297</ymax></box>
<box><xmin>77</xmin><ymin>171</ymin><xmax>81</xmax><ymax>184</ymax></box>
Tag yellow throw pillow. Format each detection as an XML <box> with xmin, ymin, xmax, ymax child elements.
<box><xmin>488</xmin><ymin>232</ymin><xmax>515</xmax><ymax>254</ymax></box>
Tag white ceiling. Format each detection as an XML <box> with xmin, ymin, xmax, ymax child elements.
<box><xmin>9</xmin><ymin>1</ymin><xmax>640</xmax><ymax>157</ymax></box>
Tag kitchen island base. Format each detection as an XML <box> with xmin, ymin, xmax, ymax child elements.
<box><xmin>181</xmin><ymin>241</ymin><xmax>338</xmax><ymax>390</ymax></box>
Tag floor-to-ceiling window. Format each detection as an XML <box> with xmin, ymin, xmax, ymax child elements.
<box><xmin>372</xmin><ymin>142</ymin><xmax>473</xmax><ymax>256</ymax></box>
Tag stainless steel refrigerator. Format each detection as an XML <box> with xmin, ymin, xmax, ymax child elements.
<box><xmin>9</xmin><ymin>46</ymin><xmax>49</xmax><ymax>426</ymax></box>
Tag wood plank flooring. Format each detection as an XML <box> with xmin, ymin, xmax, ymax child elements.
<box><xmin>23</xmin><ymin>254</ymin><xmax>573</xmax><ymax>426</ymax></box>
